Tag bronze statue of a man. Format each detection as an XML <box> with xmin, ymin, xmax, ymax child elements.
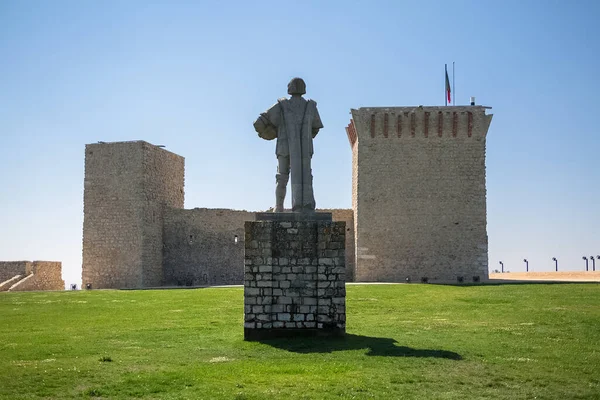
<box><xmin>254</xmin><ymin>78</ymin><xmax>323</xmax><ymax>212</ymax></box>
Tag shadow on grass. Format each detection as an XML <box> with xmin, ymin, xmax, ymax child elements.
<box><xmin>259</xmin><ymin>333</ymin><xmax>462</xmax><ymax>359</ymax></box>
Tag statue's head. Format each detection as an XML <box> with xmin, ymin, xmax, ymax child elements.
<box><xmin>287</xmin><ymin>77</ymin><xmax>306</xmax><ymax>95</ymax></box>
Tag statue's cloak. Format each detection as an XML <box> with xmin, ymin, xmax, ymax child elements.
<box><xmin>254</xmin><ymin>97</ymin><xmax>323</xmax><ymax>210</ymax></box>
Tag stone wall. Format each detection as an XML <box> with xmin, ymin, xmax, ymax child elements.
<box><xmin>82</xmin><ymin>141</ymin><xmax>184</xmax><ymax>289</ymax></box>
<box><xmin>244</xmin><ymin>219</ymin><xmax>346</xmax><ymax>339</ymax></box>
<box><xmin>349</xmin><ymin>106</ymin><xmax>493</xmax><ymax>283</ymax></box>
<box><xmin>140</xmin><ymin>143</ymin><xmax>186</xmax><ymax>287</ymax></box>
<box><xmin>162</xmin><ymin>208</ymin><xmax>354</xmax><ymax>286</ymax></box>
<box><xmin>79</xmin><ymin>142</ymin><xmax>353</xmax><ymax>289</ymax></box>
<box><xmin>10</xmin><ymin>261</ymin><xmax>64</xmax><ymax>291</ymax></box>
<box><xmin>321</xmin><ymin>209</ymin><xmax>355</xmax><ymax>281</ymax></box>
<box><xmin>0</xmin><ymin>261</ymin><xmax>27</xmax><ymax>283</ymax></box>
<box><xmin>163</xmin><ymin>208</ymin><xmax>252</xmax><ymax>286</ymax></box>
<box><xmin>0</xmin><ymin>261</ymin><xmax>64</xmax><ymax>291</ymax></box>
<box><xmin>0</xmin><ymin>275</ymin><xmax>23</xmax><ymax>291</ymax></box>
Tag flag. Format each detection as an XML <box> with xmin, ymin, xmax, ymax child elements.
<box><xmin>445</xmin><ymin>64</ymin><xmax>451</xmax><ymax>104</ymax></box>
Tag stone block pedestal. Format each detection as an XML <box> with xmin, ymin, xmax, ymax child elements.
<box><xmin>244</xmin><ymin>212</ymin><xmax>346</xmax><ymax>340</ymax></box>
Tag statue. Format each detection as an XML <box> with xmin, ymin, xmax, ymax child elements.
<box><xmin>253</xmin><ymin>78</ymin><xmax>323</xmax><ymax>212</ymax></box>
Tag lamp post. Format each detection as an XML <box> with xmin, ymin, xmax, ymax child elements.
<box><xmin>499</xmin><ymin>261</ymin><xmax>504</xmax><ymax>273</ymax></box>
<box><xmin>583</xmin><ymin>256</ymin><xmax>588</xmax><ymax>271</ymax></box>
<box><xmin>552</xmin><ymin>257</ymin><xmax>558</xmax><ymax>272</ymax></box>
<box><xmin>590</xmin><ymin>256</ymin><xmax>596</xmax><ymax>272</ymax></box>
<box><xmin>523</xmin><ymin>259</ymin><xmax>529</xmax><ymax>272</ymax></box>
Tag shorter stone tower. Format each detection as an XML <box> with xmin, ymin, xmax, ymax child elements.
<box><xmin>347</xmin><ymin>106</ymin><xmax>493</xmax><ymax>283</ymax></box>
<box><xmin>82</xmin><ymin>141</ymin><xmax>184</xmax><ymax>288</ymax></box>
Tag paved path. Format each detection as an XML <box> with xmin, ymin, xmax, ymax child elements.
<box><xmin>490</xmin><ymin>272</ymin><xmax>600</xmax><ymax>282</ymax></box>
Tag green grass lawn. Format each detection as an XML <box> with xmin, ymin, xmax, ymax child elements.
<box><xmin>1</xmin><ymin>283</ymin><xmax>599</xmax><ymax>399</ymax></box>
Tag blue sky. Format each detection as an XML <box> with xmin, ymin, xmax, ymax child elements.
<box><xmin>1</xmin><ymin>0</ymin><xmax>599</xmax><ymax>286</ymax></box>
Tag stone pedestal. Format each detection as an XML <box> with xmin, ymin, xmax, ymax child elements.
<box><xmin>244</xmin><ymin>213</ymin><xmax>346</xmax><ymax>340</ymax></box>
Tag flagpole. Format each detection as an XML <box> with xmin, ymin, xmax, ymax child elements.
<box><xmin>452</xmin><ymin>61</ymin><xmax>455</xmax><ymax>106</ymax></box>
<box><xmin>445</xmin><ymin>64</ymin><xmax>448</xmax><ymax>106</ymax></box>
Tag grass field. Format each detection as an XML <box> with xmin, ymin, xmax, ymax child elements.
<box><xmin>1</xmin><ymin>284</ymin><xmax>599</xmax><ymax>399</ymax></box>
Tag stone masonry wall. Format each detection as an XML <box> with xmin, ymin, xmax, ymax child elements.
<box><xmin>0</xmin><ymin>261</ymin><xmax>28</xmax><ymax>283</ymax></box>
<box><xmin>244</xmin><ymin>220</ymin><xmax>346</xmax><ymax>339</ymax></box>
<box><xmin>10</xmin><ymin>261</ymin><xmax>64</xmax><ymax>291</ymax></box>
<box><xmin>163</xmin><ymin>208</ymin><xmax>252</xmax><ymax>286</ymax></box>
<box><xmin>82</xmin><ymin>141</ymin><xmax>184</xmax><ymax>289</ymax></box>
<box><xmin>80</xmin><ymin>141</ymin><xmax>353</xmax><ymax>289</ymax></box>
<box><xmin>321</xmin><ymin>209</ymin><xmax>355</xmax><ymax>281</ymax></box>
<box><xmin>349</xmin><ymin>106</ymin><xmax>493</xmax><ymax>283</ymax></box>
<box><xmin>0</xmin><ymin>261</ymin><xmax>64</xmax><ymax>291</ymax></box>
<box><xmin>0</xmin><ymin>275</ymin><xmax>23</xmax><ymax>292</ymax></box>
<box><xmin>140</xmin><ymin>143</ymin><xmax>186</xmax><ymax>287</ymax></box>
<box><xmin>163</xmin><ymin>208</ymin><xmax>354</xmax><ymax>286</ymax></box>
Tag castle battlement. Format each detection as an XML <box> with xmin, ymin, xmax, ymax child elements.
<box><xmin>347</xmin><ymin>106</ymin><xmax>493</xmax><ymax>146</ymax></box>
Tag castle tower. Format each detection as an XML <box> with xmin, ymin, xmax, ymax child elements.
<box><xmin>347</xmin><ymin>106</ymin><xmax>493</xmax><ymax>283</ymax></box>
<box><xmin>82</xmin><ymin>141</ymin><xmax>184</xmax><ymax>288</ymax></box>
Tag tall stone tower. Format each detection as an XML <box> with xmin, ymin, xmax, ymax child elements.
<box><xmin>82</xmin><ymin>141</ymin><xmax>184</xmax><ymax>288</ymax></box>
<box><xmin>347</xmin><ymin>106</ymin><xmax>493</xmax><ymax>283</ymax></box>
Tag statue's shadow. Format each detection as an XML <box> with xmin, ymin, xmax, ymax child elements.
<box><xmin>258</xmin><ymin>333</ymin><xmax>462</xmax><ymax>360</ymax></box>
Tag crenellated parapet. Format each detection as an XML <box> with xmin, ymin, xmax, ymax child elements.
<box><xmin>348</xmin><ymin>106</ymin><xmax>492</xmax><ymax>145</ymax></box>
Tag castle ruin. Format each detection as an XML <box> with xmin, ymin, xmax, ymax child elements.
<box><xmin>82</xmin><ymin>105</ymin><xmax>492</xmax><ymax>288</ymax></box>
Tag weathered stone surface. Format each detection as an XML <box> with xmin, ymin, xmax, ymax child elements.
<box><xmin>349</xmin><ymin>106</ymin><xmax>493</xmax><ymax>283</ymax></box>
<box><xmin>0</xmin><ymin>261</ymin><xmax>28</xmax><ymax>283</ymax></box>
<box><xmin>82</xmin><ymin>141</ymin><xmax>184</xmax><ymax>289</ymax></box>
<box><xmin>255</xmin><ymin>212</ymin><xmax>332</xmax><ymax>222</ymax></box>
<box><xmin>244</xmin><ymin>217</ymin><xmax>346</xmax><ymax>340</ymax></box>
<box><xmin>81</xmin><ymin>107</ymin><xmax>493</xmax><ymax>291</ymax></box>
<box><xmin>80</xmin><ymin>142</ymin><xmax>356</xmax><ymax>289</ymax></box>
<box><xmin>162</xmin><ymin>208</ymin><xmax>251</xmax><ymax>286</ymax></box>
<box><xmin>0</xmin><ymin>261</ymin><xmax>64</xmax><ymax>291</ymax></box>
